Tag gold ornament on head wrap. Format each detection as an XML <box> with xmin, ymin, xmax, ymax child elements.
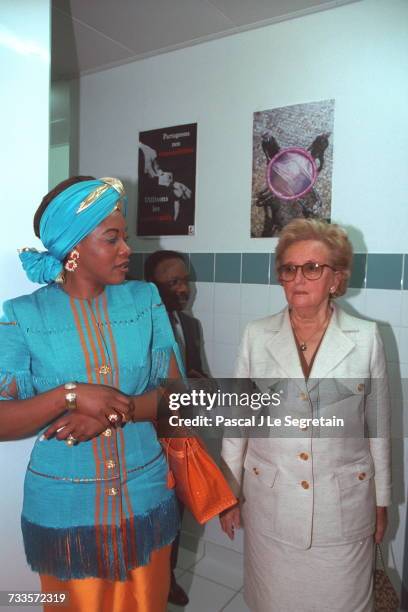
<box><xmin>76</xmin><ymin>177</ymin><xmax>125</xmax><ymax>214</ymax></box>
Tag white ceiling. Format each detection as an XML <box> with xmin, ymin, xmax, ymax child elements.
<box><xmin>52</xmin><ymin>0</ymin><xmax>359</xmax><ymax>80</ymax></box>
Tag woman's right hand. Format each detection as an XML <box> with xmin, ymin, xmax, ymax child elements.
<box><xmin>43</xmin><ymin>411</ymin><xmax>108</xmax><ymax>442</ymax></box>
<box><xmin>219</xmin><ymin>503</ymin><xmax>241</xmax><ymax>540</ymax></box>
<box><xmin>73</xmin><ymin>383</ymin><xmax>133</xmax><ymax>423</ymax></box>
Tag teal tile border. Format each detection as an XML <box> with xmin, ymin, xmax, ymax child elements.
<box><xmin>349</xmin><ymin>254</ymin><xmax>367</xmax><ymax>289</ymax></box>
<box><xmin>270</xmin><ymin>254</ymin><xmax>279</xmax><ymax>285</ymax></box>
<box><xmin>242</xmin><ymin>254</ymin><xmax>270</xmax><ymax>284</ymax></box>
<box><xmin>131</xmin><ymin>252</ymin><xmax>406</xmax><ymax>290</ymax></box>
<box><xmin>215</xmin><ymin>253</ymin><xmax>241</xmax><ymax>283</ymax></box>
<box><xmin>366</xmin><ymin>254</ymin><xmax>403</xmax><ymax>290</ymax></box>
<box><xmin>190</xmin><ymin>253</ymin><xmax>214</xmax><ymax>282</ymax></box>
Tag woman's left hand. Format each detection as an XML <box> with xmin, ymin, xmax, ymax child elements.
<box><xmin>43</xmin><ymin>412</ymin><xmax>108</xmax><ymax>443</ymax></box>
<box><xmin>374</xmin><ymin>506</ymin><xmax>388</xmax><ymax>543</ymax></box>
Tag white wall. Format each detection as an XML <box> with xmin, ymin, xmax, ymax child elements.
<box><xmin>49</xmin><ymin>143</ymin><xmax>69</xmax><ymax>189</ymax></box>
<box><xmin>0</xmin><ymin>0</ymin><xmax>50</xmax><ymax>598</ymax></box>
<box><xmin>78</xmin><ymin>0</ymin><xmax>408</xmax><ymax>254</ymax></box>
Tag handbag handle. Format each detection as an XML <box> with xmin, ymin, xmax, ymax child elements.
<box><xmin>375</xmin><ymin>543</ymin><xmax>387</xmax><ymax>573</ymax></box>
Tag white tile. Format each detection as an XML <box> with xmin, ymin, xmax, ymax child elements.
<box><xmin>206</xmin><ymin>343</ymin><xmax>218</xmax><ymax>377</ymax></box>
<box><xmin>240</xmin><ymin>284</ymin><xmax>270</xmax><ymax>316</ymax></box>
<box><xmin>167</xmin><ymin>571</ymin><xmax>236</xmax><ymax>612</ymax></box>
<box><xmin>191</xmin><ymin>282</ymin><xmax>215</xmax><ymax>313</ymax></box>
<box><xmin>193</xmin><ymin>541</ymin><xmax>244</xmax><ymax>590</ymax></box>
<box><xmin>201</xmin><ymin>341</ymin><xmax>213</xmax><ymax>377</ymax></box>
<box><xmin>212</xmin><ymin>343</ymin><xmax>238</xmax><ymax>378</ymax></box>
<box><xmin>386</xmin><ymin>363</ymin><xmax>405</xmax><ymax>440</ymax></box>
<box><xmin>214</xmin><ymin>283</ymin><xmax>241</xmax><ymax>315</ymax></box>
<box><xmin>269</xmin><ymin>285</ymin><xmax>286</xmax><ymax>314</ymax></box>
<box><xmin>365</xmin><ymin>289</ymin><xmax>402</xmax><ymax>326</ymax></box>
<box><xmin>174</xmin><ymin>567</ymin><xmax>186</xmax><ymax>579</ymax></box>
<box><xmin>401</xmin><ymin>291</ymin><xmax>408</xmax><ymax>327</ymax></box>
<box><xmin>222</xmin><ymin>592</ymin><xmax>250</xmax><ymax>612</ymax></box>
<box><xmin>398</xmin><ymin>327</ymin><xmax>408</xmax><ymax>364</ymax></box>
<box><xmin>398</xmin><ymin>362</ymin><xmax>408</xmax><ymax>379</ymax></box>
<box><xmin>181</xmin><ymin>514</ymin><xmax>208</xmax><ymax>541</ymax></box>
<box><xmin>214</xmin><ymin>314</ymin><xmax>240</xmax><ymax>345</ymax></box>
<box><xmin>175</xmin><ymin>542</ymin><xmax>205</xmax><ymax>571</ymax></box>
<box><xmin>378</xmin><ymin>324</ymin><xmax>400</xmax><ymax>363</ymax></box>
<box><xmin>387</xmin><ymin>361</ymin><xmax>403</xmax><ymax>401</ymax></box>
<box><xmin>338</xmin><ymin>288</ymin><xmax>367</xmax><ymax>317</ymax></box>
<box><xmin>397</xmin><ymin>368</ymin><xmax>408</xmax><ymax>439</ymax></box>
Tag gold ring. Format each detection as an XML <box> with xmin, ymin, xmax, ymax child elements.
<box><xmin>108</xmin><ymin>413</ymin><xmax>119</xmax><ymax>424</ymax></box>
<box><xmin>66</xmin><ymin>434</ymin><xmax>77</xmax><ymax>446</ymax></box>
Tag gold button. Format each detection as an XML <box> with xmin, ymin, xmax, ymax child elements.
<box><xmin>105</xmin><ymin>460</ymin><xmax>116</xmax><ymax>469</ymax></box>
<box><xmin>107</xmin><ymin>487</ymin><xmax>119</xmax><ymax>496</ymax></box>
<box><xmin>253</xmin><ymin>467</ymin><xmax>260</xmax><ymax>475</ymax></box>
<box><xmin>299</xmin><ymin>452</ymin><xmax>309</xmax><ymax>461</ymax></box>
<box><xmin>358</xmin><ymin>472</ymin><xmax>366</xmax><ymax>481</ymax></box>
<box><xmin>357</xmin><ymin>383</ymin><xmax>365</xmax><ymax>392</ymax></box>
<box><xmin>102</xmin><ymin>428</ymin><xmax>112</xmax><ymax>437</ymax></box>
<box><xmin>301</xmin><ymin>480</ymin><xmax>310</xmax><ymax>489</ymax></box>
<box><xmin>300</xmin><ymin>392</ymin><xmax>308</xmax><ymax>401</ymax></box>
<box><xmin>98</xmin><ymin>364</ymin><xmax>112</xmax><ymax>375</ymax></box>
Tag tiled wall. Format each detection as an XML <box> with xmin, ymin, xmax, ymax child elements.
<box><xmin>129</xmin><ymin>251</ymin><xmax>408</xmax><ymax>588</ymax></box>
<box><xmin>129</xmin><ymin>250</ymin><xmax>408</xmax><ymax>395</ymax></box>
<box><xmin>130</xmin><ymin>253</ymin><xmax>408</xmax><ymax>377</ymax></box>
<box><xmin>130</xmin><ymin>252</ymin><xmax>407</xmax><ymax>289</ymax></box>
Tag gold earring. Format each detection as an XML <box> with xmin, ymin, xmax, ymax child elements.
<box><xmin>65</xmin><ymin>249</ymin><xmax>80</xmax><ymax>272</ymax></box>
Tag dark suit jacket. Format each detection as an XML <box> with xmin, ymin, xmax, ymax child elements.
<box><xmin>177</xmin><ymin>311</ymin><xmax>206</xmax><ymax>376</ymax></box>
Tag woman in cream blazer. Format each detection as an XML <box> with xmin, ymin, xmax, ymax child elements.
<box><xmin>220</xmin><ymin>220</ymin><xmax>391</xmax><ymax>612</ymax></box>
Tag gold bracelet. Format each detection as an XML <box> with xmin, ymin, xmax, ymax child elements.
<box><xmin>64</xmin><ymin>382</ymin><xmax>77</xmax><ymax>410</ymax></box>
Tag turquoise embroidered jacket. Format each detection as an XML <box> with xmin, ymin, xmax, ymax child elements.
<box><xmin>0</xmin><ymin>281</ymin><xmax>181</xmax><ymax>580</ymax></box>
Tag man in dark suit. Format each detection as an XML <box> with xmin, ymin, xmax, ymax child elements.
<box><xmin>144</xmin><ymin>250</ymin><xmax>207</xmax><ymax>606</ymax></box>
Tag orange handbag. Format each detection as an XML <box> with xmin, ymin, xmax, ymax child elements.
<box><xmin>160</xmin><ymin>436</ymin><xmax>237</xmax><ymax>525</ymax></box>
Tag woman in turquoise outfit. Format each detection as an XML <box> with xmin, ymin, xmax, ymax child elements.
<box><xmin>0</xmin><ymin>176</ymin><xmax>182</xmax><ymax>612</ymax></box>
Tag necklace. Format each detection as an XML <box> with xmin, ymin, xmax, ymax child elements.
<box><xmin>290</xmin><ymin>310</ymin><xmax>331</xmax><ymax>352</ymax></box>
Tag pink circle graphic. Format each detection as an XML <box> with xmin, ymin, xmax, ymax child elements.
<box><xmin>266</xmin><ymin>147</ymin><xmax>317</xmax><ymax>201</ymax></box>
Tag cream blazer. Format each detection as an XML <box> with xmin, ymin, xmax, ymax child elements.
<box><xmin>221</xmin><ymin>305</ymin><xmax>392</xmax><ymax>548</ymax></box>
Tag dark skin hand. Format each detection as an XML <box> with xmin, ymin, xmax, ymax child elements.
<box><xmin>70</xmin><ymin>382</ymin><xmax>132</xmax><ymax>422</ymax></box>
<box><xmin>44</xmin><ymin>411</ymin><xmax>109</xmax><ymax>443</ymax></box>
<box><xmin>43</xmin><ymin>382</ymin><xmax>132</xmax><ymax>440</ymax></box>
<box><xmin>44</xmin><ymin>356</ymin><xmax>182</xmax><ymax>442</ymax></box>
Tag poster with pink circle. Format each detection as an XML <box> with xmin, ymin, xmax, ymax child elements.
<box><xmin>251</xmin><ymin>99</ymin><xmax>334</xmax><ymax>237</ymax></box>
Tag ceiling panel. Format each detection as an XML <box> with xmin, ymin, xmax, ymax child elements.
<box><xmin>57</xmin><ymin>0</ymin><xmax>234</xmax><ymax>54</ymax></box>
<box><xmin>207</xmin><ymin>0</ymin><xmax>354</xmax><ymax>26</ymax></box>
<box><xmin>52</xmin><ymin>0</ymin><xmax>359</xmax><ymax>78</ymax></box>
<box><xmin>52</xmin><ymin>7</ymin><xmax>136</xmax><ymax>79</ymax></box>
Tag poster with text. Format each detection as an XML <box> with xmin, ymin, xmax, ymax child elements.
<box><xmin>251</xmin><ymin>99</ymin><xmax>334</xmax><ymax>237</ymax></box>
<box><xmin>137</xmin><ymin>123</ymin><xmax>197</xmax><ymax>236</ymax></box>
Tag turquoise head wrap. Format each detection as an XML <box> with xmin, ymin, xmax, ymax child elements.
<box><xmin>19</xmin><ymin>178</ymin><xmax>127</xmax><ymax>284</ymax></box>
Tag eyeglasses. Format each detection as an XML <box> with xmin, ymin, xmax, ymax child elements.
<box><xmin>278</xmin><ymin>262</ymin><xmax>336</xmax><ymax>282</ymax></box>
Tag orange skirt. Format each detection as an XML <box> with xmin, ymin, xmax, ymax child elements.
<box><xmin>40</xmin><ymin>544</ymin><xmax>171</xmax><ymax>612</ymax></box>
